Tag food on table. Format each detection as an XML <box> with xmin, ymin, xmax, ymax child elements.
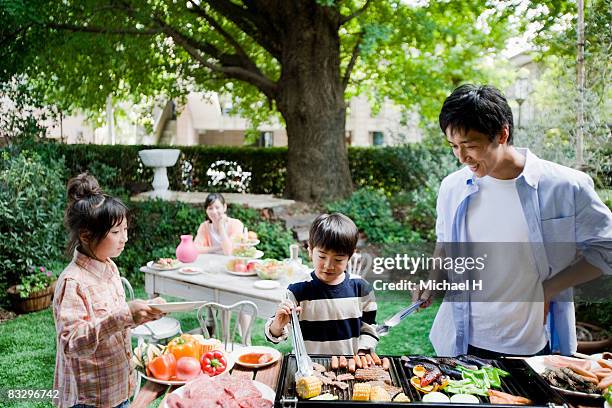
<box><xmin>314</xmin><ymin>372</ymin><xmax>333</xmax><ymax>385</ymax></box>
<box><xmin>604</xmin><ymin>385</ymin><xmax>612</xmax><ymax>404</ymax></box>
<box><xmin>312</xmin><ymin>362</ymin><xmax>326</xmax><ymax>372</ymax></box>
<box><xmin>351</xmin><ymin>382</ymin><xmax>372</xmax><ymax>401</ymax></box>
<box><xmin>296</xmin><ymin>375</ymin><xmax>323</xmax><ymax>399</ymax></box>
<box><xmin>487</xmin><ymin>390</ymin><xmax>532</xmax><ymax>405</ymax></box>
<box><xmin>200</xmin><ymin>350</ymin><xmax>227</xmax><ymax>376</ymax></box>
<box><xmin>450</xmin><ymin>393</ymin><xmax>480</xmax><ymax>403</ymax></box>
<box><xmin>365</xmin><ymin>381</ymin><xmax>402</xmax><ymax>398</ymax></box>
<box><xmin>238</xmin><ymin>352</ymin><xmax>274</xmax><ymax>365</ymax></box>
<box><xmin>191</xmin><ymin>335</ymin><xmax>222</xmax><ymax>353</ymax></box>
<box><xmin>148</xmin><ymin>353</ymin><xmax>177</xmax><ymax>381</ymax></box>
<box><xmin>323</xmin><ymin>371</ymin><xmax>336</xmax><ymax>380</ymax></box>
<box><xmin>153</xmin><ymin>257</ymin><xmax>179</xmax><ymax>269</ymax></box>
<box><xmin>226</xmin><ymin>258</ymin><xmax>259</xmax><ymax>273</ymax></box>
<box><xmin>332</xmin><ymin>380</ymin><xmax>349</xmax><ymax>390</ymax></box>
<box><xmin>421</xmin><ymin>391</ymin><xmax>451</xmax><ymax>403</ymax></box>
<box><xmin>255</xmin><ymin>259</ymin><xmax>285</xmax><ymax>280</ymax></box>
<box><xmin>542</xmin><ymin>367</ymin><xmax>599</xmax><ymax>394</ymax></box>
<box><xmin>444</xmin><ymin>378</ymin><xmax>489</xmax><ymax>396</ymax></box>
<box><xmin>132</xmin><ymin>343</ymin><xmax>164</xmax><ymax>376</ymax></box>
<box><xmin>232</xmin><ymin>246</ymin><xmax>258</xmax><ymax>258</ymax></box>
<box><xmin>165</xmin><ymin>375</ymin><xmax>272</xmax><ymax>408</ymax></box>
<box><xmin>393</xmin><ymin>392</ymin><xmax>411</xmax><ymax>402</ymax></box>
<box><xmin>369</xmin><ymin>385</ymin><xmax>391</xmax><ymax>401</ymax></box>
<box><xmin>167</xmin><ymin>334</ymin><xmax>200</xmax><ymax>360</ymax></box>
<box><xmin>410</xmin><ymin>376</ymin><xmax>435</xmax><ymax>393</ymax></box>
<box><xmin>175</xmin><ymin>357</ymin><xmax>201</xmax><ymax>381</ymax></box>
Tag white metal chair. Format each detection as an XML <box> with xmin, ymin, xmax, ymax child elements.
<box><xmin>347</xmin><ymin>252</ymin><xmax>366</xmax><ymax>277</ymax></box>
<box><xmin>121</xmin><ymin>277</ymin><xmax>182</xmax><ymax>344</ymax></box>
<box><xmin>196</xmin><ymin>301</ymin><xmax>258</xmax><ymax>352</ymax></box>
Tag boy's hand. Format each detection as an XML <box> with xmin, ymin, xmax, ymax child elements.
<box><xmin>269</xmin><ymin>300</ymin><xmax>301</xmax><ymax>337</ymax></box>
<box><xmin>411</xmin><ymin>288</ymin><xmax>433</xmax><ymax>309</ymax></box>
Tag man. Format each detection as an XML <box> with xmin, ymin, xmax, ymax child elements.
<box><xmin>415</xmin><ymin>84</ymin><xmax>611</xmax><ymax>357</ymax></box>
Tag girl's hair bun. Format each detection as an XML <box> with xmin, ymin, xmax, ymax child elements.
<box><xmin>67</xmin><ymin>173</ymin><xmax>102</xmax><ymax>203</ymax></box>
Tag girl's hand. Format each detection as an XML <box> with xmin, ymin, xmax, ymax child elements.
<box><xmin>217</xmin><ymin>216</ymin><xmax>229</xmax><ymax>236</ymax></box>
<box><xmin>269</xmin><ymin>300</ymin><xmax>301</xmax><ymax>337</ymax></box>
<box><xmin>128</xmin><ymin>299</ymin><xmax>165</xmax><ymax>325</ymax></box>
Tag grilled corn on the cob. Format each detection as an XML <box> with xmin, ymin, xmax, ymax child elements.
<box><xmin>296</xmin><ymin>376</ymin><xmax>322</xmax><ymax>399</ymax></box>
<box><xmin>352</xmin><ymin>383</ymin><xmax>372</xmax><ymax>401</ymax></box>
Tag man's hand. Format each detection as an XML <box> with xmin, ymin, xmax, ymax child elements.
<box><xmin>411</xmin><ymin>288</ymin><xmax>434</xmax><ymax>309</ymax></box>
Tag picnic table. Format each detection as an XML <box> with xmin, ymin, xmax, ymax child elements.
<box><xmin>131</xmin><ymin>358</ymin><xmax>282</xmax><ymax>408</ymax></box>
<box><xmin>141</xmin><ymin>254</ymin><xmax>289</xmax><ymax>318</ymax></box>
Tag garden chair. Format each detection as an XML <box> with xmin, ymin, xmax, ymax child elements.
<box><xmin>196</xmin><ymin>301</ymin><xmax>258</xmax><ymax>353</ymax></box>
<box><xmin>347</xmin><ymin>252</ymin><xmax>367</xmax><ymax>277</ymax></box>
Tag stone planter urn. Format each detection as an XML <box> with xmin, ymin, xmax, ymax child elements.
<box><xmin>138</xmin><ymin>149</ymin><xmax>180</xmax><ymax>200</ymax></box>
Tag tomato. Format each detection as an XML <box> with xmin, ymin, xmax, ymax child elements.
<box><xmin>148</xmin><ymin>353</ymin><xmax>177</xmax><ymax>381</ymax></box>
<box><xmin>176</xmin><ymin>357</ymin><xmax>202</xmax><ymax>381</ymax></box>
<box><xmin>167</xmin><ymin>335</ymin><xmax>200</xmax><ymax>361</ymax></box>
<box><xmin>200</xmin><ymin>350</ymin><xmax>227</xmax><ymax>376</ymax></box>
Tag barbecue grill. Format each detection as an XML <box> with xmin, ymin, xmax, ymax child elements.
<box><xmin>274</xmin><ymin>355</ymin><xmax>570</xmax><ymax>407</ymax></box>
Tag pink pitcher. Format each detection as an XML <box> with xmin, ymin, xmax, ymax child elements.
<box><xmin>176</xmin><ymin>235</ymin><xmax>198</xmax><ymax>263</ymax></box>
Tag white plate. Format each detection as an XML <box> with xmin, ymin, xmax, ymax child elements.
<box><xmin>179</xmin><ymin>266</ymin><xmax>203</xmax><ymax>275</ymax></box>
<box><xmin>233</xmin><ymin>239</ymin><xmax>261</xmax><ymax>247</ymax></box>
<box><xmin>147</xmin><ymin>260</ymin><xmax>183</xmax><ymax>271</ymax></box>
<box><xmin>232</xmin><ymin>250</ymin><xmax>264</xmax><ymax>259</ymax></box>
<box><xmin>143</xmin><ymin>351</ymin><xmax>235</xmax><ymax>386</ymax></box>
<box><xmin>225</xmin><ymin>268</ymin><xmax>257</xmax><ymax>277</ymax></box>
<box><xmin>526</xmin><ymin>355</ymin><xmax>603</xmax><ymax>398</ymax></box>
<box><xmin>254</xmin><ymin>280</ymin><xmax>280</xmax><ymax>290</ymax></box>
<box><xmin>162</xmin><ymin>379</ymin><xmax>274</xmax><ymax>407</ymax></box>
<box><xmin>147</xmin><ymin>301</ymin><xmax>208</xmax><ymax>313</ymax></box>
<box><xmin>232</xmin><ymin>346</ymin><xmax>282</xmax><ymax>369</ymax></box>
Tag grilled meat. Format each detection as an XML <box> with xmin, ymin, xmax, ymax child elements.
<box><xmin>336</xmin><ymin>373</ymin><xmax>355</xmax><ymax>382</ymax></box>
<box><xmin>355</xmin><ymin>367</ymin><xmax>392</xmax><ymax>384</ymax></box>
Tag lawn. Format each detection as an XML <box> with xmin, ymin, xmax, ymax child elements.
<box><xmin>0</xmin><ymin>285</ymin><xmax>438</xmax><ymax>407</ymax></box>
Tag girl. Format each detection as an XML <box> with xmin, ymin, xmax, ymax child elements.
<box><xmin>194</xmin><ymin>193</ymin><xmax>244</xmax><ymax>256</ymax></box>
<box><xmin>53</xmin><ymin>173</ymin><xmax>164</xmax><ymax>408</ymax></box>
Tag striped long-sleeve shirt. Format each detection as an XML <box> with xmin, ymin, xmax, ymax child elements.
<box><xmin>265</xmin><ymin>271</ymin><xmax>378</xmax><ymax>355</ymax></box>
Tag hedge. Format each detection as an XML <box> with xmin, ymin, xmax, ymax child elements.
<box><xmin>30</xmin><ymin>142</ymin><xmax>456</xmax><ymax>196</ymax></box>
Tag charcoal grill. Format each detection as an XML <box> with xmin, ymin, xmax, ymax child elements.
<box><xmin>274</xmin><ymin>355</ymin><xmax>570</xmax><ymax>407</ymax></box>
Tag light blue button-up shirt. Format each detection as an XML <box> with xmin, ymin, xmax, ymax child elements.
<box><xmin>430</xmin><ymin>148</ymin><xmax>612</xmax><ymax>356</ymax></box>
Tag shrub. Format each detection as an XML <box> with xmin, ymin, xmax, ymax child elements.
<box><xmin>326</xmin><ymin>188</ymin><xmax>422</xmax><ymax>245</ymax></box>
<box><xmin>0</xmin><ymin>150</ymin><xmax>66</xmax><ymax>303</ymax></box>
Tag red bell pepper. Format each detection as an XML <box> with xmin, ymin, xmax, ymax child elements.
<box><xmin>200</xmin><ymin>350</ymin><xmax>227</xmax><ymax>376</ymax></box>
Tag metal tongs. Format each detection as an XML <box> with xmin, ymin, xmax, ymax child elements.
<box><xmin>375</xmin><ymin>299</ymin><xmax>424</xmax><ymax>336</ymax></box>
<box><xmin>290</xmin><ymin>307</ymin><xmax>313</xmax><ymax>379</ymax></box>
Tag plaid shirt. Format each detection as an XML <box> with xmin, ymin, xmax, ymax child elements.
<box><xmin>53</xmin><ymin>251</ymin><xmax>135</xmax><ymax>407</ymax></box>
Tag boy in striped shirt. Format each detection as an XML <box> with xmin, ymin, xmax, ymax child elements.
<box><xmin>265</xmin><ymin>213</ymin><xmax>378</xmax><ymax>354</ymax></box>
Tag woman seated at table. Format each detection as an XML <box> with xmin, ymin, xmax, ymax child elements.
<box><xmin>194</xmin><ymin>193</ymin><xmax>245</xmax><ymax>256</ymax></box>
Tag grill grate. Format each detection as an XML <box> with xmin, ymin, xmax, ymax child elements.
<box><xmin>275</xmin><ymin>355</ymin><xmax>569</xmax><ymax>407</ymax></box>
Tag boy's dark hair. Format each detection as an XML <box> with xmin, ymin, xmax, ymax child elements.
<box><xmin>204</xmin><ymin>192</ymin><xmax>226</xmax><ymax>222</ymax></box>
<box><xmin>65</xmin><ymin>173</ymin><xmax>130</xmax><ymax>258</ymax></box>
<box><xmin>439</xmin><ymin>84</ymin><xmax>514</xmax><ymax>144</ymax></box>
<box><xmin>308</xmin><ymin>213</ymin><xmax>358</xmax><ymax>256</ymax></box>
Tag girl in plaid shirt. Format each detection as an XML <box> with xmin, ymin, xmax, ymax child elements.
<box><xmin>53</xmin><ymin>174</ymin><xmax>164</xmax><ymax>408</ymax></box>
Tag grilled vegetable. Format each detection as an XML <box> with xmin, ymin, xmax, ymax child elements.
<box><xmin>370</xmin><ymin>386</ymin><xmax>391</xmax><ymax>401</ymax></box>
<box><xmin>296</xmin><ymin>376</ymin><xmax>323</xmax><ymax>399</ymax></box>
<box><xmin>410</xmin><ymin>376</ymin><xmax>435</xmax><ymax>393</ymax></box>
<box><xmin>392</xmin><ymin>392</ymin><xmax>411</xmax><ymax>402</ymax></box>
<box><xmin>352</xmin><ymin>382</ymin><xmax>372</xmax><ymax>401</ymax></box>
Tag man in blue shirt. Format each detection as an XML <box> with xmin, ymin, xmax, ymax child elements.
<box><xmin>415</xmin><ymin>84</ymin><xmax>612</xmax><ymax>357</ymax></box>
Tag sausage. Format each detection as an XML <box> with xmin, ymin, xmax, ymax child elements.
<box><xmin>371</xmin><ymin>352</ymin><xmax>382</xmax><ymax>365</ymax></box>
<box><xmin>382</xmin><ymin>358</ymin><xmax>390</xmax><ymax>371</ymax></box>
<box><xmin>597</xmin><ymin>374</ymin><xmax>612</xmax><ymax>390</ymax></box>
<box><xmin>365</xmin><ymin>354</ymin><xmax>374</xmax><ymax>367</ymax></box>
<box><xmin>339</xmin><ymin>356</ymin><xmax>348</xmax><ymax>369</ymax></box>
<box><xmin>568</xmin><ymin>364</ymin><xmax>598</xmax><ymax>382</ymax></box>
<box><xmin>354</xmin><ymin>354</ymin><xmax>362</xmax><ymax>369</ymax></box>
<box><xmin>331</xmin><ymin>356</ymin><xmax>339</xmax><ymax>370</ymax></box>
<box><xmin>348</xmin><ymin>358</ymin><xmax>356</xmax><ymax>373</ymax></box>
<box><xmin>598</xmin><ymin>359</ymin><xmax>612</xmax><ymax>370</ymax></box>
<box><xmin>360</xmin><ymin>355</ymin><xmax>368</xmax><ymax>368</ymax></box>
<box><xmin>593</xmin><ymin>368</ymin><xmax>612</xmax><ymax>380</ymax></box>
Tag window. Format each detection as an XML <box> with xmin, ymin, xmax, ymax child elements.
<box><xmin>372</xmin><ymin>131</ymin><xmax>384</xmax><ymax>146</ymax></box>
<box><xmin>257</xmin><ymin>131</ymin><xmax>273</xmax><ymax>147</ymax></box>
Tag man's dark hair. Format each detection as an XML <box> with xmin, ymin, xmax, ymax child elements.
<box><xmin>439</xmin><ymin>84</ymin><xmax>514</xmax><ymax>144</ymax></box>
<box><xmin>308</xmin><ymin>213</ymin><xmax>358</xmax><ymax>256</ymax></box>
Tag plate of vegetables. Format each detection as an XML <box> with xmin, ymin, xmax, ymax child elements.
<box><xmin>133</xmin><ymin>334</ymin><xmax>234</xmax><ymax>385</ymax></box>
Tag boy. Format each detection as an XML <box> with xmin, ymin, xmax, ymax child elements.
<box><xmin>265</xmin><ymin>213</ymin><xmax>378</xmax><ymax>354</ymax></box>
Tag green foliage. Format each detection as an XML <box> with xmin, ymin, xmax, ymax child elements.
<box><xmin>390</xmin><ymin>177</ymin><xmax>440</xmax><ymax>242</ymax></box>
<box><xmin>327</xmin><ymin>188</ymin><xmax>422</xmax><ymax>245</ymax></box>
<box><xmin>0</xmin><ymin>150</ymin><xmax>66</xmax><ymax>302</ymax></box>
<box><xmin>14</xmin><ymin>265</ymin><xmax>57</xmax><ymax>299</ymax></box>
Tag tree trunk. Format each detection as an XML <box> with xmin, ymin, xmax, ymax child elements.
<box><xmin>276</xmin><ymin>4</ymin><xmax>353</xmax><ymax>203</ymax></box>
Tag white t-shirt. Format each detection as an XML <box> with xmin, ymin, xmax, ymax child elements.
<box><xmin>466</xmin><ymin>175</ymin><xmax>547</xmax><ymax>354</ymax></box>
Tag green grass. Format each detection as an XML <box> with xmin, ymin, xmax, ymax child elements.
<box><xmin>0</xmin><ymin>286</ymin><xmax>438</xmax><ymax>407</ymax></box>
